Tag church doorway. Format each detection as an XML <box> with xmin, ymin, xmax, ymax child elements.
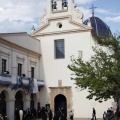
<box><xmin>0</xmin><ymin>91</ymin><xmax>6</xmax><ymax>117</ymax></box>
<box><xmin>54</xmin><ymin>94</ymin><xmax>67</xmax><ymax>117</ymax></box>
<box><xmin>15</xmin><ymin>91</ymin><xmax>23</xmax><ymax>110</ymax></box>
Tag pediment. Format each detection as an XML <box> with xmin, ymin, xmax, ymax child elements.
<box><xmin>31</xmin><ymin>16</ymin><xmax>92</xmax><ymax>36</ymax></box>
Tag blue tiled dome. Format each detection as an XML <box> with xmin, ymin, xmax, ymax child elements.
<box><xmin>84</xmin><ymin>16</ymin><xmax>111</xmax><ymax>37</ymax></box>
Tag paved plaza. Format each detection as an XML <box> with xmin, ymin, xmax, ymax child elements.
<box><xmin>36</xmin><ymin>118</ymin><xmax>103</xmax><ymax>120</ymax></box>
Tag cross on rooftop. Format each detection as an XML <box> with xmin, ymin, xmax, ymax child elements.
<box><xmin>89</xmin><ymin>4</ymin><xmax>97</xmax><ymax>17</ymax></box>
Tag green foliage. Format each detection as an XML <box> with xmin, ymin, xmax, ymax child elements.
<box><xmin>68</xmin><ymin>34</ymin><xmax>120</xmax><ymax>102</ymax></box>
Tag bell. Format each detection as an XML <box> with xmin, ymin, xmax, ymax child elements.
<box><xmin>52</xmin><ymin>1</ymin><xmax>57</xmax><ymax>9</ymax></box>
<box><xmin>63</xmin><ymin>0</ymin><xmax>68</xmax><ymax>7</ymax></box>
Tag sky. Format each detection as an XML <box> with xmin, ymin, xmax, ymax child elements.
<box><xmin>0</xmin><ymin>0</ymin><xmax>120</xmax><ymax>34</ymax></box>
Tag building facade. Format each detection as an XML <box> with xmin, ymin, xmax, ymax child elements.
<box><xmin>0</xmin><ymin>0</ymin><xmax>116</xmax><ymax>120</ymax></box>
<box><xmin>0</xmin><ymin>33</ymin><xmax>44</xmax><ymax>120</ymax></box>
<box><xmin>31</xmin><ymin>0</ymin><xmax>114</xmax><ymax>119</ymax></box>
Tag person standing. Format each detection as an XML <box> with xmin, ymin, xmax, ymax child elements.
<box><xmin>53</xmin><ymin>111</ymin><xmax>59</xmax><ymax>120</ymax></box>
<box><xmin>103</xmin><ymin>111</ymin><xmax>107</xmax><ymax>120</ymax></box>
<box><xmin>48</xmin><ymin>109</ymin><xmax>53</xmax><ymax>120</ymax></box>
<box><xmin>69</xmin><ymin>110</ymin><xmax>74</xmax><ymax>120</ymax></box>
<box><xmin>37</xmin><ymin>107</ymin><xmax>41</xmax><ymax>118</ymax></box>
<box><xmin>19</xmin><ymin>110</ymin><xmax>23</xmax><ymax>120</ymax></box>
<box><xmin>15</xmin><ymin>108</ymin><xmax>20</xmax><ymax>120</ymax></box>
<box><xmin>92</xmin><ymin>108</ymin><xmax>96</xmax><ymax>120</ymax></box>
<box><xmin>41</xmin><ymin>107</ymin><xmax>47</xmax><ymax>120</ymax></box>
<box><xmin>0</xmin><ymin>114</ymin><xmax>4</xmax><ymax>120</ymax></box>
<box><xmin>60</xmin><ymin>108</ymin><xmax>66</xmax><ymax>120</ymax></box>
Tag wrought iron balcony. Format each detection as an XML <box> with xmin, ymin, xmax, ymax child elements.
<box><xmin>0</xmin><ymin>73</ymin><xmax>44</xmax><ymax>86</ymax></box>
<box><xmin>0</xmin><ymin>73</ymin><xmax>44</xmax><ymax>94</ymax></box>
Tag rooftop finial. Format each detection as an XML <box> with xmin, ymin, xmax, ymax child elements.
<box><xmin>89</xmin><ymin>4</ymin><xmax>97</xmax><ymax>17</ymax></box>
<box><xmin>31</xmin><ymin>25</ymin><xmax>35</xmax><ymax>33</ymax></box>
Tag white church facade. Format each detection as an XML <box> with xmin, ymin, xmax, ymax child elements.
<box><xmin>31</xmin><ymin>0</ymin><xmax>114</xmax><ymax>118</ymax></box>
<box><xmin>0</xmin><ymin>0</ymin><xmax>115</xmax><ymax>120</ymax></box>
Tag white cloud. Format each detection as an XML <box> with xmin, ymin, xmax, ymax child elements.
<box><xmin>75</xmin><ymin>0</ymin><xmax>95</xmax><ymax>5</ymax></box>
<box><xmin>96</xmin><ymin>8</ymin><xmax>120</xmax><ymax>16</ymax></box>
<box><xmin>77</xmin><ymin>7</ymin><xmax>91</xmax><ymax>20</ymax></box>
<box><xmin>105</xmin><ymin>16</ymin><xmax>120</xmax><ymax>23</ymax></box>
<box><xmin>0</xmin><ymin>0</ymin><xmax>47</xmax><ymax>33</ymax></box>
<box><xmin>0</xmin><ymin>0</ymin><xmax>119</xmax><ymax>33</ymax></box>
<box><xmin>96</xmin><ymin>8</ymin><xmax>110</xmax><ymax>14</ymax></box>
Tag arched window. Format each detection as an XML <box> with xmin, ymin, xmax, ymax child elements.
<box><xmin>62</xmin><ymin>0</ymin><xmax>68</xmax><ymax>9</ymax></box>
<box><xmin>52</xmin><ymin>0</ymin><xmax>57</xmax><ymax>11</ymax></box>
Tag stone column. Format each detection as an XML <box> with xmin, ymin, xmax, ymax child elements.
<box><xmin>33</xmin><ymin>99</ymin><xmax>37</xmax><ymax>110</ymax></box>
<box><xmin>23</xmin><ymin>95</ymin><xmax>31</xmax><ymax>110</ymax></box>
<box><xmin>57</xmin><ymin>0</ymin><xmax>63</xmax><ymax>10</ymax></box>
<box><xmin>6</xmin><ymin>99</ymin><xmax>15</xmax><ymax>120</ymax></box>
<box><xmin>47</xmin><ymin>0</ymin><xmax>52</xmax><ymax>17</ymax></box>
<box><xmin>36</xmin><ymin>93</ymin><xmax>41</xmax><ymax>109</ymax></box>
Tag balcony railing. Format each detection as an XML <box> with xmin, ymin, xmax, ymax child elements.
<box><xmin>0</xmin><ymin>73</ymin><xmax>44</xmax><ymax>86</ymax></box>
<box><xmin>0</xmin><ymin>73</ymin><xmax>44</xmax><ymax>94</ymax></box>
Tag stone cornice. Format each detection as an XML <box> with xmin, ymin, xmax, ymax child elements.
<box><xmin>49</xmin><ymin>86</ymin><xmax>71</xmax><ymax>89</ymax></box>
<box><xmin>0</xmin><ymin>50</ymin><xmax>10</xmax><ymax>57</ymax></box>
<box><xmin>0</xmin><ymin>37</ymin><xmax>41</xmax><ymax>59</ymax></box>
<box><xmin>30</xmin><ymin>59</ymin><xmax>37</xmax><ymax>66</ymax></box>
<box><xmin>31</xmin><ymin>15</ymin><xmax>92</xmax><ymax>37</ymax></box>
<box><xmin>52</xmin><ymin>9</ymin><xmax>68</xmax><ymax>14</ymax></box>
<box><xmin>32</xmin><ymin>28</ymin><xmax>91</xmax><ymax>37</ymax></box>
<box><xmin>0</xmin><ymin>32</ymin><xmax>27</xmax><ymax>36</ymax></box>
<box><xmin>17</xmin><ymin>56</ymin><xmax>25</xmax><ymax>62</ymax></box>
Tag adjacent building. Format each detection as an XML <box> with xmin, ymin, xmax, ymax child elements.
<box><xmin>0</xmin><ymin>32</ymin><xmax>44</xmax><ymax>120</ymax></box>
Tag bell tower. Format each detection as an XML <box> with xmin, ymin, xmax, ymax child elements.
<box><xmin>40</xmin><ymin>0</ymin><xmax>83</xmax><ymax>27</ymax></box>
<box><xmin>52</xmin><ymin>0</ymin><xmax>68</xmax><ymax>11</ymax></box>
<box><xmin>47</xmin><ymin>0</ymin><xmax>74</xmax><ymax>16</ymax></box>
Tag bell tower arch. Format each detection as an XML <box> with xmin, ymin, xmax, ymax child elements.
<box><xmin>39</xmin><ymin>0</ymin><xmax>83</xmax><ymax>28</ymax></box>
<box><xmin>47</xmin><ymin>0</ymin><xmax>73</xmax><ymax>14</ymax></box>
<box><xmin>51</xmin><ymin>0</ymin><xmax>68</xmax><ymax>11</ymax></box>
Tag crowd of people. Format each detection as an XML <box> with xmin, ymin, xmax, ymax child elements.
<box><xmin>103</xmin><ymin>107</ymin><xmax>117</xmax><ymax>120</ymax></box>
<box><xmin>1</xmin><ymin>106</ymin><xmax>120</xmax><ymax>120</ymax></box>
<box><xmin>14</xmin><ymin>106</ymin><xmax>53</xmax><ymax>120</ymax></box>
<box><xmin>14</xmin><ymin>106</ymin><xmax>73</xmax><ymax>120</ymax></box>
<box><xmin>92</xmin><ymin>107</ymin><xmax>118</xmax><ymax>120</ymax></box>
<box><xmin>0</xmin><ymin>108</ymin><xmax>8</xmax><ymax>120</ymax></box>
<box><xmin>0</xmin><ymin>106</ymin><xmax>74</xmax><ymax>120</ymax></box>
<box><xmin>15</xmin><ymin>108</ymin><xmax>36</xmax><ymax>120</ymax></box>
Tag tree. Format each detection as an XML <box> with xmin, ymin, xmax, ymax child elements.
<box><xmin>68</xmin><ymin>34</ymin><xmax>120</xmax><ymax>102</ymax></box>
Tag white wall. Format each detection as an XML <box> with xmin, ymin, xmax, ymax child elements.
<box><xmin>38</xmin><ymin>31</ymin><xmax>113</xmax><ymax>118</ymax></box>
<box><xmin>0</xmin><ymin>37</ymin><xmax>40</xmax><ymax>79</ymax></box>
<box><xmin>0</xmin><ymin>33</ymin><xmax>40</xmax><ymax>54</ymax></box>
<box><xmin>32</xmin><ymin>0</ymin><xmax>114</xmax><ymax>118</ymax></box>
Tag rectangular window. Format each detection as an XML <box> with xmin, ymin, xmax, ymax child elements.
<box><xmin>55</xmin><ymin>40</ymin><xmax>65</xmax><ymax>59</ymax></box>
<box><xmin>18</xmin><ymin>63</ymin><xmax>22</xmax><ymax>76</ymax></box>
<box><xmin>31</xmin><ymin>67</ymin><xmax>34</xmax><ymax>78</ymax></box>
<box><xmin>2</xmin><ymin>59</ymin><xmax>6</xmax><ymax>74</ymax></box>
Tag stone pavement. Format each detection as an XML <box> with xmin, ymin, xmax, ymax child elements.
<box><xmin>36</xmin><ymin>118</ymin><xmax>103</xmax><ymax>120</ymax></box>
